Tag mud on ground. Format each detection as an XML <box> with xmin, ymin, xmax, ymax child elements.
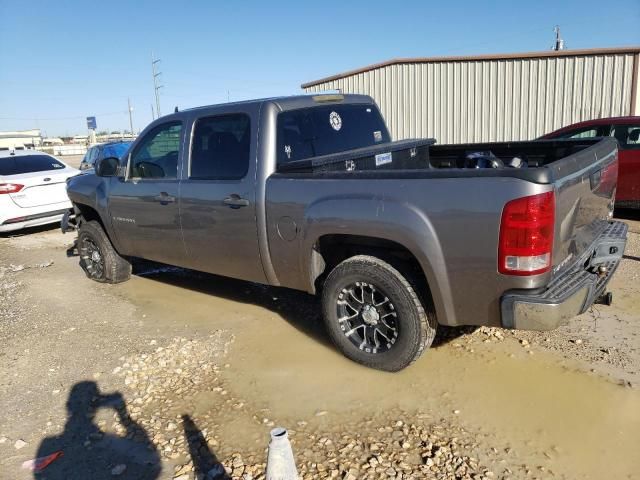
<box><xmin>0</xmin><ymin>214</ymin><xmax>639</xmax><ymax>480</ymax></box>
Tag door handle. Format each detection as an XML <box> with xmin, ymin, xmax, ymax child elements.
<box><xmin>223</xmin><ymin>194</ymin><xmax>250</xmax><ymax>209</ymax></box>
<box><xmin>153</xmin><ymin>192</ymin><xmax>176</xmax><ymax>205</ymax></box>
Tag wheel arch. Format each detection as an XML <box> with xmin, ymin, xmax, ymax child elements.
<box><xmin>307</xmin><ymin>232</ymin><xmax>452</xmax><ymax>327</ymax></box>
<box><xmin>73</xmin><ymin>202</ymin><xmax>124</xmax><ymax>255</ymax></box>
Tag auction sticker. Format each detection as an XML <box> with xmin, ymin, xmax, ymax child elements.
<box><xmin>375</xmin><ymin>152</ymin><xmax>392</xmax><ymax>166</ymax></box>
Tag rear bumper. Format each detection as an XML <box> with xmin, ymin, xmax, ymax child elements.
<box><xmin>501</xmin><ymin>221</ymin><xmax>628</xmax><ymax>331</ymax></box>
<box><xmin>0</xmin><ymin>208</ymin><xmax>71</xmax><ymax>232</ymax></box>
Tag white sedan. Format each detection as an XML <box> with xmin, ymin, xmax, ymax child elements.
<box><xmin>0</xmin><ymin>150</ymin><xmax>80</xmax><ymax>232</ymax></box>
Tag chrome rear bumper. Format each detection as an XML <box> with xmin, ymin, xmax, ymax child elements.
<box><xmin>501</xmin><ymin>221</ymin><xmax>628</xmax><ymax>331</ymax></box>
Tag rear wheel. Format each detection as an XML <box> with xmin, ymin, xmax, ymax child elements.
<box><xmin>78</xmin><ymin>220</ymin><xmax>131</xmax><ymax>283</ymax></box>
<box><xmin>321</xmin><ymin>255</ymin><xmax>437</xmax><ymax>371</ymax></box>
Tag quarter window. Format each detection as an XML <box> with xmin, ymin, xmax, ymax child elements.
<box><xmin>129</xmin><ymin>122</ymin><xmax>182</xmax><ymax>179</ymax></box>
<box><xmin>190</xmin><ymin>114</ymin><xmax>251</xmax><ymax>180</ymax></box>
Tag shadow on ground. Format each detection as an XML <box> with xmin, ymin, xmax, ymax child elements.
<box><xmin>34</xmin><ymin>381</ymin><xmax>160</xmax><ymax>479</ymax></box>
<box><xmin>182</xmin><ymin>415</ymin><xmax>229</xmax><ymax>479</ymax></box>
<box><xmin>0</xmin><ymin>223</ymin><xmax>59</xmax><ymax>239</ymax></box>
<box><xmin>133</xmin><ymin>261</ymin><xmax>471</xmax><ymax>351</ymax></box>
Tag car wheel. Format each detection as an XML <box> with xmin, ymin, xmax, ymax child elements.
<box><xmin>78</xmin><ymin>220</ymin><xmax>131</xmax><ymax>283</ymax></box>
<box><xmin>321</xmin><ymin>255</ymin><xmax>437</xmax><ymax>372</ymax></box>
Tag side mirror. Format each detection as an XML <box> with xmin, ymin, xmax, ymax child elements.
<box><xmin>95</xmin><ymin>157</ymin><xmax>120</xmax><ymax>177</ymax></box>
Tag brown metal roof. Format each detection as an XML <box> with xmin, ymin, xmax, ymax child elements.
<box><xmin>301</xmin><ymin>46</ymin><xmax>640</xmax><ymax>89</ymax></box>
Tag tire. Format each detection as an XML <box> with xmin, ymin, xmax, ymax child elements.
<box><xmin>77</xmin><ymin>220</ymin><xmax>131</xmax><ymax>283</ymax></box>
<box><xmin>321</xmin><ymin>255</ymin><xmax>437</xmax><ymax>372</ymax></box>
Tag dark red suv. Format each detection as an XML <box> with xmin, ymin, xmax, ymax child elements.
<box><xmin>543</xmin><ymin>117</ymin><xmax>640</xmax><ymax>208</ymax></box>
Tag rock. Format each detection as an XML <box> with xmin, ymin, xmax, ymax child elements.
<box><xmin>111</xmin><ymin>464</ymin><xmax>127</xmax><ymax>475</ymax></box>
<box><xmin>14</xmin><ymin>439</ymin><xmax>27</xmax><ymax>449</ymax></box>
<box><xmin>315</xmin><ymin>410</ymin><xmax>328</xmax><ymax>417</ymax></box>
<box><xmin>0</xmin><ymin>436</ymin><xmax>7</xmax><ymax>444</ymax></box>
<box><xmin>173</xmin><ymin>475</ymin><xmax>189</xmax><ymax>480</ymax></box>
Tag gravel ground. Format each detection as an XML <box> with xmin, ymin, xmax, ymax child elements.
<box><xmin>0</xmin><ymin>215</ymin><xmax>639</xmax><ymax>480</ymax></box>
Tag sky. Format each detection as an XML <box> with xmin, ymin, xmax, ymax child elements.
<box><xmin>0</xmin><ymin>0</ymin><xmax>639</xmax><ymax>137</ymax></box>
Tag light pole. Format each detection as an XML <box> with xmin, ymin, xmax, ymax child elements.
<box><xmin>128</xmin><ymin>97</ymin><xmax>134</xmax><ymax>136</ymax></box>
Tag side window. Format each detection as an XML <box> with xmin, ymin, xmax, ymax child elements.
<box><xmin>190</xmin><ymin>114</ymin><xmax>250</xmax><ymax>180</ymax></box>
<box><xmin>129</xmin><ymin>122</ymin><xmax>182</xmax><ymax>179</ymax></box>
<box><xmin>84</xmin><ymin>147</ymin><xmax>97</xmax><ymax>165</ymax></box>
<box><xmin>612</xmin><ymin>125</ymin><xmax>640</xmax><ymax>149</ymax></box>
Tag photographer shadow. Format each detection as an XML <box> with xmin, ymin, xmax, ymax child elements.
<box><xmin>35</xmin><ymin>381</ymin><xmax>160</xmax><ymax>479</ymax></box>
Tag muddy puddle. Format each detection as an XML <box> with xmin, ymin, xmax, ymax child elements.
<box><xmin>118</xmin><ymin>268</ymin><xmax>640</xmax><ymax>479</ymax></box>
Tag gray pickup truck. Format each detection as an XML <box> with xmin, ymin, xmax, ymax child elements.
<box><xmin>64</xmin><ymin>94</ymin><xmax>627</xmax><ymax>371</ymax></box>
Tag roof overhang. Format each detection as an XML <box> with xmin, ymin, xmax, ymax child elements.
<box><xmin>301</xmin><ymin>46</ymin><xmax>640</xmax><ymax>89</ymax></box>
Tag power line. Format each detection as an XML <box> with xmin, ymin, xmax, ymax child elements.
<box><xmin>0</xmin><ymin>111</ymin><xmax>128</xmax><ymax>121</ymax></box>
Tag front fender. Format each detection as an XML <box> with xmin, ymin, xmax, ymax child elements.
<box><xmin>66</xmin><ymin>174</ymin><xmax>123</xmax><ymax>253</ymax></box>
<box><xmin>301</xmin><ymin>195</ymin><xmax>457</xmax><ymax>327</ymax></box>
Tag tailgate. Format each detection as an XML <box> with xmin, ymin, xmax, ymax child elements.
<box><xmin>550</xmin><ymin>137</ymin><xmax>618</xmax><ymax>275</ymax></box>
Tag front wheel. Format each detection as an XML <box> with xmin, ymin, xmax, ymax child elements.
<box><xmin>321</xmin><ymin>255</ymin><xmax>437</xmax><ymax>371</ymax></box>
<box><xmin>77</xmin><ymin>220</ymin><xmax>131</xmax><ymax>283</ymax></box>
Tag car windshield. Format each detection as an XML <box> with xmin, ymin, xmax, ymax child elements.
<box><xmin>103</xmin><ymin>142</ymin><xmax>131</xmax><ymax>159</ymax></box>
<box><xmin>0</xmin><ymin>154</ymin><xmax>66</xmax><ymax>175</ymax></box>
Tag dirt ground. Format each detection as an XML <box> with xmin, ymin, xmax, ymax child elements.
<box><xmin>0</xmin><ymin>210</ymin><xmax>639</xmax><ymax>480</ymax></box>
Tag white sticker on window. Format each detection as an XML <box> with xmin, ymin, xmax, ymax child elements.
<box><xmin>375</xmin><ymin>152</ymin><xmax>392</xmax><ymax>166</ymax></box>
<box><xmin>284</xmin><ymin>145</ymin><xmax>292</xmax><ymax>159</ymax></box>
<box><xmin>329</xmin><ymin>111</ymin><xmax>342</xmax><ymax>131</ymax></box>
<box><xmin>373</xmin><ymin>130</ymin><xmax>382</xmax><ymax>142</ymax></box>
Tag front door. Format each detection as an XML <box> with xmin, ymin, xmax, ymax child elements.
<box><xmin>107</xmin><ymin>121</ymin><xmax>187</xmax><ymax>266</ymax></box>
<box><xmin>612</xmin><ymin>124</ymin><xmax>640</xmax><ymax>204</ymax></box>
<box><xmin>179</xmin><ymin>111</ymin><xmax>266</xmax><ymax>283</ymax></box>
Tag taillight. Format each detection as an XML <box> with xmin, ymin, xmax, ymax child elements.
<box><xmin>0</xmin><ymin>183</ymin><xmax>24</xmax><ymax>194</ymax></box>
<box><xmin>498</xmin><ymin>191</ymin><xmax>555</xmax><ymax>276</ymax></box>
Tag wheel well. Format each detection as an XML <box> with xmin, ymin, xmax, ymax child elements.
<box><xmin>75</xmin><ymin>203</ymin><xmax>102</xmax><ymax>225</ymax></box>
<box><xmin>313</xmin><ymin>234</ymin><xmax>430</xmax><ymax>300</ymax></box>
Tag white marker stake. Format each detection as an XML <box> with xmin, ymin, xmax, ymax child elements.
<box><xmin>266</xmin><ymin>427</ymin><xmax>298</xmax><ymax>480</ymax></box>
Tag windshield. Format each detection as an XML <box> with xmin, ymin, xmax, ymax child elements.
<box><xmin>277</xmin><ymin>104</ymin><xmax>390</xmax><ymax>164</ymax></box>
<box><xmin>0</xmin><ymin>155</ymin><xmax>66</xmax><ymax>175</ymax></box>
<box><xmin>103</xmin><ymin>142</ymin><xmax>131</xmax><ymax>159</ymax></box>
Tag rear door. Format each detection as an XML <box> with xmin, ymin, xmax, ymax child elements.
<box><xmin>611</xmin><ymin>124</ymin><xmax>640</xmax><ymax>204</ymax></box>
<box><xmin>107</xmin><ymin>121</ymin><xmax>187</xmax><ymax>266</ymax></box>
<box><xmin>179</xmin><ymin>107</ymin><xmax>266</xmax><ymax>283</ymax></box>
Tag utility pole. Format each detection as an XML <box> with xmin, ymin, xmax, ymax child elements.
<box><xmin>127</xmin><ymin>97</ymin><xmax>134</xmax><ymax>136</ymax></box>
<box><xmin>552</xmin><ymin>26</ymin><xmax>565</xmax><ymax>51</ymax></box>
<box><xmin>151</xmin><ymin>104</ymin><xmax>155</xmax><ymax>121</ymax></box>
<box><xmin>151</xmin><ymin>52</ymin><xmax>163</xmax><ymax>118</ymax></box>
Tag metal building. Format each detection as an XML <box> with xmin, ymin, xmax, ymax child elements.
<box><xmin>302</xmin><ymin>47</ymin><xmax>640</xmax><ymax>143</ymax></box>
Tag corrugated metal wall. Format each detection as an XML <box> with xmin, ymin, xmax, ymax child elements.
<box><xmin>304</xmin><ymin>53</ymin><xmax>638</xmax><ymax>143</ymax></box>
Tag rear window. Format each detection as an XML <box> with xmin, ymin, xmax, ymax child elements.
<box><xmin>0</xmin><ymin>155</ymin><xmax>66</xmax><ymax>175</ymax></box>
<box><xmin>103</xmin><ymin>143</ymin><xmax>131</xmax><ymax>159</ymax></box>
<box><xmin>277</xmin><ymin>104</ymin><xmax>390</xmax><ymax>164</ymax></box>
